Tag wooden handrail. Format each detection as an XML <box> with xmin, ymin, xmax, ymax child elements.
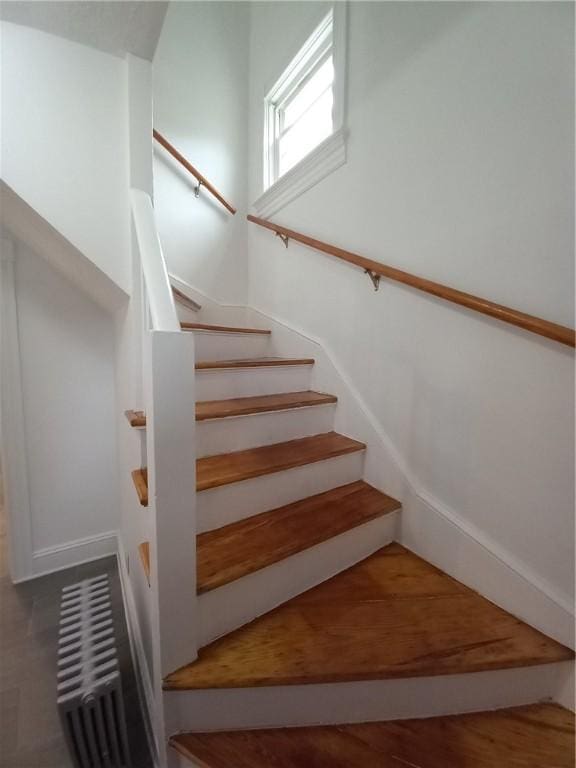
<box><xmin>248</xmin><ymin>215</ymin><xmax>575</xmax><ymax>348</ymax></box>
<box><xmin>153</xmin><ymin>129</ymin><xmax>236</xmax><ymax>215</ymax></box>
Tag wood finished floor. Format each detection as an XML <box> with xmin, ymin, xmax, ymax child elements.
<box><xmin>164</xmin><ymin>544</ymin><xmax>573</xmax><ymax>690</ymax></box>
<box><xmin>197</xmin><ymin>481</ymin><xmax>400</xmax><ymax>593</ymax></box>
<box><xmin>170</xmin><ymin>703</ymin><xmax>575</xmax><ymax>768</ymax></box>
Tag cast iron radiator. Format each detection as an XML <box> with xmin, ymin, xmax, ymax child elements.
<box><xmin>57</xmin><ymin>574</ymin><xmax>132</xmax><ymax>768</ymax></box>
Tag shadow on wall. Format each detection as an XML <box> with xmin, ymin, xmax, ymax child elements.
<box><xmin>356</xmin><ymin>2</ymin><xmax>476</xmax><ymax>102</ymax></box>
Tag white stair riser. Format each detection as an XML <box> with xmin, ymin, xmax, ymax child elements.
<box><xmin>196</xmin><ymin>365</ymin><xmax>312</xmax><ymax>400</ymax></box>
<box><xmin>164</xmin><ymin>661</ymin><xmax>573</xmax><ymax>734</ymax></box>
<box><xmin>197</xmin><ymin>405</ymin><xmax>336</xmax><ymax>458</ymax></box>
<box><xmin>197</xmin><ymin>451</ymin><xmax>365</xmax><ymax>532</ymax></box>
<box><xmin>198</xmin><ymin>512</ymin><xmax>398</xmax><ymax>646</ymax></box>
<box><xmin>192</xmin><ymin>331</ymin><xmax>271</xmax><ymax>362</ymax></box>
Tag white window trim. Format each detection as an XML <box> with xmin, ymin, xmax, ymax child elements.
<box><xmin>253</xmin><ymin>2</ymin><xmax>348</xmax><ymax>219</ymax></box>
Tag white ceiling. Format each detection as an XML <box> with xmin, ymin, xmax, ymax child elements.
<box><xmin>0</xmin><ymin>1</ymin><xmax>169</xmax><ymax>60</ymax></box>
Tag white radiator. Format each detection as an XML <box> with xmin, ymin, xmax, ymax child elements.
<box><xmin>57</xmin><ymin>574</ymin><xmax>132</xmax><ymax>768</ymax></box>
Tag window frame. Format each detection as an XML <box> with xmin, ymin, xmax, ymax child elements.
<box><xmin>254</xmin><ymin>2</ymin><xmax>348</xmax><ymax>218</ymax></box>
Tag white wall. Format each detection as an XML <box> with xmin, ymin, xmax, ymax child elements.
<box><xmin>9</xmin><ymin>234</ymin><xmax>118</xmax><ymax>569</ymax></box>
<box><xmin>0</xmin><ymin>22</ymin><xmax>131</xmax><ymax>294</ymax></box>
<box><xmin>247</xmin><ymin>3</ymin><xmax>574</xmax><ymax>605</ymax></box>
<box><xmin>152</xmin><ymin>1</ymin><xmax>250</xmax><ymax>305</ymax></box>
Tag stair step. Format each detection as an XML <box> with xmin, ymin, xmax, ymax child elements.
<box><xmin>197</xmin><ymin>481</ymin><xmax>399</xmax><ymax>594</ymax></box>
<box><xmin>131</xmin><ymin>433</ymin><xmax>364</xmax><ymax>506</ymax></box>
<box><xmin>197</xmin><ymin>432</ymin><xmax>365</xmax><ymax>492</ymax></box>
<box><xmin>195</xmin><ymin>357</ymin><xmax>314</xmax><ymax>370</ymax></box>
<box><xmin>138</xmin><ymin>541</ymin><xmax>150</xmax><ymax>585</ymax></box>
<box><xmin>172</xmin><ymin>286</ymin><xmax>201</xmax><ymax>312</ymax></box>
<box><xmin>169</xmin><ymin>703</ymin><xmax>575</xmax><ymax>768</ymax></box>
<box><xmin>181</xmin><ymin>322</ymin><xmax>271</xmax><ymax>335</ymax></box>
<box><xmin>131</xmin><ymin>468</ymin><xmax>148</xmax><ymax>505</ymax></box>
<box><xmin>125</xmin><ymin>391</ymin><xmax>337</xmax><ymax>429</ymax></box>
<box><xmin>164</xmin><ymin>543</ymin><xmax>573</xmax><ymax>690</ymax></box>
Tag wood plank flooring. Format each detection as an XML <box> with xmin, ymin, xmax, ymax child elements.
<box><xmin>196</xmin><ymin>432</ymin><xmax>365</xmax><ymax>491</ymax></box>
<box><xmin>164</xmin><ymin>544</ymin><xmax>573</xmax><ymax>690</ymax></box>
<box><xmin>197</xmin><ymin>481</ymin><xmax>400</xmax><ymax>594</ymax></box>
<box><xmin>125</xmin><ymin>391</ymin><xmax>337</xmax><ymax>429</ymax></box>
<box><xmin>170</xmin><ymin>703</ymin><xmax>575</xmax><ymax>768</ymax></box>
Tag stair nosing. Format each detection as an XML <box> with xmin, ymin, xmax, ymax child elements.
<box><xmin>181</xmin><ymin>322</ymin><xmax>271</xmax><ymax>335</ymax></box>
<box><xmin>197</xmin><ymin>480</ymin><xmax>400</xmax><ymax>594</ymax></box>
<box><xmin>125</xmin><ymin>391</ymin><xmax>337</xmax><ymax>428</ymax></box>
<box><xmin>195</xmin><ymin>358</ymin><xmax>314</xmax><ymax>370</ymax></box>
<box><xmin>196</xmin><ymin>432</ymin><xmax>366</xmax><ymax>492</ymax></box>
<box><xmin>131</xmin><ymin>432</ymin><xmax>365</xmax><ymax>504</ymax></box>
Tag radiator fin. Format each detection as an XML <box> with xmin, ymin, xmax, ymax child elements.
<box><xmin>57</xmin><ymin>575</ymin><xmax>132</xmax><ymax>768</ymax></box>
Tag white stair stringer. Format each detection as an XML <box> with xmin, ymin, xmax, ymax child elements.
<box><xmin>164</xmin><ymin>661</ymin><xmax>573</xmax><ymax>735</ymax></box>
<box><xmin>197</xmin><ymin>403</ymin><xmax>336</xmax><ymax>458</ymax></box>
<box><xmin>192</xmin><ymin>330</ymin><xmax>271</xmax><ymax>362</ymax></box>
<box><xmin>197</xmin><ymin>450</ymin><xmax>365</xmax><ymax>533</ymax></box>
<box><xmin>198</xmin><ymin>510</ymin><xmax>398</xmax><ymax>646</ymax></box>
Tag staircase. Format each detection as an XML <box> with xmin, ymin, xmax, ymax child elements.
<box><xmin>128</xmin><ymin>294</ymin><xmax>574</xmax><ymax>767</ymax></box>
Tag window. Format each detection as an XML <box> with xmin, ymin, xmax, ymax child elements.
<box><xmin>266</xmin><ymin>11</ymin><xmax>334</xmax><ymax>184</ymax></box>
<box><xmin>256</xmin><ymin>4</ymin><xmax>347</xmax><ymax>216</ymax></box>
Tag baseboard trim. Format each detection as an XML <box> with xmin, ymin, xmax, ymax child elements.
<box><xmin>246</xmin><ymin>304</ymin><xmax>575</xmax><ymax>650</ymax></box>
<box><xmin>402</xmin><ymin>491</ymin><xmax>575</xmax><ymax>649</ymax></box>
<box><xmin>117</xmin><ymin>537</ymin><xmax>160</xmax><ymax>767</ymax></box>
<box><xmin>10</xmin><ymin>530</ymin><xmax>118</xmax><ymax>582</ymax></box>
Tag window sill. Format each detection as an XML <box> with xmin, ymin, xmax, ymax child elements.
<box><xmin>252</xmin><ymin>128</ymin><xmax>346</xmax><ymax>218</ymax></box>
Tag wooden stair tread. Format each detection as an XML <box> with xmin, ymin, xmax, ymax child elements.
<box><xmin>169</xmin><ymin>703</ymin><xmax>575</xmax><ymax>768</ymax></box>
<box><xmin>196</xmin><ymin>357</ymin><xmax>314</xmax><ymax>370</ymax></box>
<box><xmin>172</xmin><ymin>286</ymin><xmax>201</xmax><ymax>312</ymax></box>
<box><xmin>197</xmin><ymin>432</ymin><xmax>365</xmax><ymax>492</ymax></box>
<box><xmin>125</xmin><ymin>391</ymin><xmax>337</xmax><ymax>429</ymax></box>
<box><xmin>181</xmin><ymin>322</ymin><xmax>271</xmax><ymax>334</ymax></box>
<box><xmin>164</xmin><ymin>543</ymin><xmax>573</xmax><ymax>690</ymax></box>
<box><xmin>131</xmin><ymin>468</ymin><xmax>148</xmax><ymax>506</ymax></box>
<box><xmin>131</xmin><ymin>433</ymin><xmax>362</xmax><ymax>503</ymax></box>
<box><xmin>138</xmin><ymin>542</ymin><xmax>150</xmax><ymax>585</ymax></box>
<box><xmin>197</xmin><ymin>481</ymin><xmax>400</xmax><ymax>594</ymax></box>
<box><xmin>125</xmin><ymin>409</ymin><xmax>146</xmax><ymax>428</ymax></box>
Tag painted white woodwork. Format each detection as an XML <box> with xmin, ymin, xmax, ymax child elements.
<box><xmin>0</xmin><ymin>238</ymin><xmax>33</xmax><ymax>581</ymax></box>
<box><xmin>192</xmin><ymin>329</ymin><xmax>271</xmax><ymax>362</ymax></box>
<box><xmin>164</xmin><ymin>661</ymin><xmax>574</xmax><ymax>734</ymax></box>
<box><xmin>131</xmin><ymin>190</ymin><xmax>180</xmax><ymax>333</ymax></box>
<box><xmin>195</xmin><ymin>364</ymin><xmax>313</xmax><ymax>401</ymax></box>
<box><xmin>197</xmin><ymin>451</ymin><xmax>365</xmax><ymax>532</ymax></box>
<box><xmin>197</xmin><ymin>404</ymin><xmax>336</xmax><ymax>458</ymax></box>
<box><xmin>145</xmin><ymin>330</ymin><xmax>198</xmax><ymax>677</ymax></box>
<box><xmin>198</xmin><ymin>511</ymin><xmax>398</xmax><ymax>646</ymax></box>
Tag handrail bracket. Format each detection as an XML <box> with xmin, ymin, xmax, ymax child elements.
<box><xmin>194</xmin><ymin>180</ymin><xmax>203</xmax><ymax>199</ymax></box>
<box><xmin>275</xmin><ymin>231</ymin><xmax>290</xmax><ymax>248</ymax></box>
<box><xmin>365</xmin><ymin>269</ymin><xmax>381</xmax><ymax>291</ymax></box>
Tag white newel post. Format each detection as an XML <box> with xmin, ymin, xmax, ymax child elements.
<box><xmin>145</xmin><ymin>328</ymin><xmax>198</xmax><ymax>677</ymax></box>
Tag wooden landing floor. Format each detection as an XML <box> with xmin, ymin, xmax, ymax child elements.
<box><xmin>170</xmin><ymin>703</ymin><xmax>575</xmax><ymax>768</ymax></box>
<box><xmin>164</xmin><ymin>544</ymin><xmax>573</xmax><ymax>690</ymax></box>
